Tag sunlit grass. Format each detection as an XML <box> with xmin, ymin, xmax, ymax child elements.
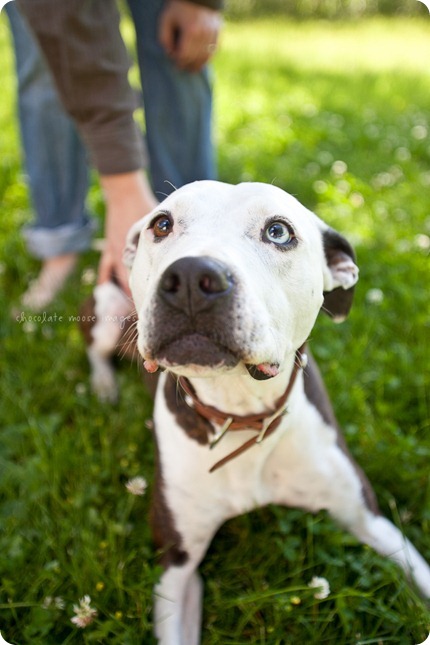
<box><xmin>219</xmin><ymin>17</ymin><xmax>430</xmax><ymax>72</ymax></box>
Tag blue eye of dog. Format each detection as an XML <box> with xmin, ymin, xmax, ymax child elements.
<box><xmin>150</xmin><ymin>213</ymin><xmax>173</xmax><ymax>239</ymax></box>
<box><xmin>264</xmin><ymin>220</ymin><xmax>295</xmax><ymax>246</ymax></box>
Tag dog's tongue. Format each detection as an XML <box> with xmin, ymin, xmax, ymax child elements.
<box><xmin>144</xmin><ymin>359</ymin><xmax>159</xmax><ymax>373</ymax></box>
<box><xmin>246</xmin><ymin>362</ymin><xmax>279</xmax><ymax>380</ymax></box>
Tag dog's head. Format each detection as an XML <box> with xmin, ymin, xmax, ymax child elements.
<box><xmin>125</xmin><ymin>181</ymin><xmax>358</xmax><ymax>379</ymax></box>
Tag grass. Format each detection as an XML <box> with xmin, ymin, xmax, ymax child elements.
<box><xmin>1</xmin><ymin>12</ymin><xmax>430</xmax><ymax>645</ymax></box>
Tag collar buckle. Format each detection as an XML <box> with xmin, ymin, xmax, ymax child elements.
<box><xmin>256</xmin><ymin>405</ymin><xmax>288</xmax><ymax>444</ymax></box>
<box><xmin>210</xmin><ymin>416</ymin><xmax>234</xmax><ymax>450</ymax></box>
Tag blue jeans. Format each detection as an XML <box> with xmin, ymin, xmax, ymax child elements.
<box><xmin>6</xmin><ymin>1</ymin><xmax>215</xmax><ymax>259</ymax></box>
<box><xmin>6</xmin><ymin>1</ymin><xmax>94</xmax><ymax>260</ymax></box>
<box><xmin>126</xmin><ymin>0</ymin><xmax>216</xmax><ymax>198</ymax></box>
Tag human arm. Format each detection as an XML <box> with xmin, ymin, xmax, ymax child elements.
<box><xmin>16</xmin><ymin>0</ymin><xmax>223</xmax><ymax>166</ymax></box>
<box><xmin>16</xmin><ymin>0</ymin><xmax>155</xmax><ymax>292</ymax></box>
<box><xmin>98</xmin><ymin>172</ymin><xmax>158</xmax><ymax>294</ymax></box>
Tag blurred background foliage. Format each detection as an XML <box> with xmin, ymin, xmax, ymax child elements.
<box><xmin>225</xmin><ymin>0</ymin><xmax>427</xmax><ymax>18</ymax></box>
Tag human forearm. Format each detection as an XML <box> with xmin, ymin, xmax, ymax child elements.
<box><xmin>98</xmin><ymin>171</ymin><xmax>158</xmax><ymax>293</ymax></box>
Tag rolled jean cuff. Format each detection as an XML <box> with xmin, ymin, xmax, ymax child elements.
<box><xmin>23</xmin><ymin>216</ymin><xmax>97</xmax><ymax>259</ymax></box>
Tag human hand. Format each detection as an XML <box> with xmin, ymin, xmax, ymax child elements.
<box><xmin>98</xmin><ymin>171</ymin><xmax>158</xmax><ymax>295</ymax></box>
<box><xmin>159</xmin><ymin>0</ymin><xmax>222</xmax><ymax>72</ymax></box>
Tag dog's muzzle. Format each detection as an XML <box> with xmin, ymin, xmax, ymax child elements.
<box><xmin>146</xmin><ymin>256</ymin><xmax>241</xmax><ymax>369</ymax></box>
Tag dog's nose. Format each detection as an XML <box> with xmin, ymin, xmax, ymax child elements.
<box><xmin>158</xmin><ymin>256</ymin><xmax>234</xmax><ymax>315</ymax></box>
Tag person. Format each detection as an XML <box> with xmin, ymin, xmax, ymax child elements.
<box><xmin>6</xmin><ymin>2</ymin><xmax>95</xmax><ymax>310</ymax></box>
<box><xmin>9</xmin><ymin>0</ymin><xmax>223</xmax><ymax>306</ymax></box>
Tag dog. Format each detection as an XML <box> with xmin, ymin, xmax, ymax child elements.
<box><xmin>88</xmin><ymin>180</ymin><xmax>430</xmax><ymax>643</ymax></box>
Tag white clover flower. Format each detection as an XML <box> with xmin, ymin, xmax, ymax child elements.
<box><xmin>125</xmin><ymin>476</ymin><xmax>148</xmax><ymax>496</ymax></box>
<box><xmin>415</xmin><ymin>234</ymin><xmax>430</xmax><ymax>250</ymax></box>
<box><xmin>313</xmin><ymin>179</ymin><xmax>328</xmax><ymax>195</ymax></box>
<box><xmin>366</xmin><ymin>288</ymin><xmax>384</xmax><ymax>304</ymax></box>
<box><xmin>43</xmin><ymin>596</ymin><xmax>65</xmax><ymax>610</ymax></box>
<box><xmin>75</xmin><ymin>383</ymin><xmax>87</xmax><ymax>396</ymax></box>
<box><xmin>54</xmin><ymin>597</ymin><xmax>65</xmax><ymax>610</ymax></box>
<box><xmin>81</xmin><ymin>268</ymin><xmax>97</xmax><ymax>285</ymax></box>
<box><xmin>22</xmin><ymin>321</ymin><xmax>37</xmax><ymax>334</ymax></box>
<box><xmin>331</xmin><ymin>160</ymin><xmax>348</xmax><ymax>176</ymax></box>
<box><xmin>71</xmin><ymin>595</ymin><xmax>97</xmax><ymax>628</ymax></box>
<box><xmin>308</xmin><ymin>576</ymin><xmax>330</xmax><ymax>600</ymax></box>
<box><xmin>411</xmin><ymin>124</ymin><xmax>427</xmax><ymax>141</ymax></box>
<box><xmin>395</xmin><ymin>147</ymin><xmax>411</xmax><ymax>162</ymax></box>
<box><xmin>350</xmin><ymin>192</ymin><xmax>364</xmax><ymax>208</ymax></box>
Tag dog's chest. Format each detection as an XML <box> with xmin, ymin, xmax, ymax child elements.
<box><xmin>153</xmin><ymin>374</ymin><xmax>357</xmax><ymax>527</ymax></box>
<box><xmin>154</xmin><ymin>376</ymin><xmax>274</xmax><ymax>517</ymax></box>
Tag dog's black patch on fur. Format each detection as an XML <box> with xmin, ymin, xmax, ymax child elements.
<box><xmin>151</xmin><ymin>436</ymin><xmax>189</xmax><ymax>568</ymax></box>
<box><xmin>164</xmin><ymin>373</ymin><xmax>213</xmax><ymax>445</ymax></box>
<box><xmin>322</xmin><ymin>228</ymin><xmax>356</xmax><ymax>320</ymax></box>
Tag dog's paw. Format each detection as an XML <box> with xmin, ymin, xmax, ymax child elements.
<box><xmin>91</xmin><ymin>369</ymin><xmax>119</xmax><ymax>404</ymax></box>
<box><xmin>87</xmin><ymin>346</ymin><xmax>119</xmax><ymax>404</ymax></box>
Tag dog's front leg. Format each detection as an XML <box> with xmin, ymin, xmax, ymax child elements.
<box><xmin>343</xmin><ymin>510</ymin><xmax>430</xmax><ymax>598</ymax></box>
<box><xmin>314</xmin><ymin>446</ymin><xmax>430</xmax><ymax>597</ymax></box>
<box><xmin>318</xmin><ymin>452</ymin><xmax>430</xmax><ymax>597</ymax></box>
<box><xmin>154</xmin><ymin>564</ymin><xmax>203</xmax><ymax>645</ymax></box>
<box><xmin>268</xmin><ymin>424</ymin><xmax>430</xmax><ymax>598</ymax></box>
<box><xmin>151</xmin><ymin>452</ymin><xmax>217</xmax><ymax>645</ymax></box>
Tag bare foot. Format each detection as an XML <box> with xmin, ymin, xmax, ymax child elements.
<box><xmin>21</xmin><ymin>253</ymin><xmax>78</xmax><ymax>311</ymax></box>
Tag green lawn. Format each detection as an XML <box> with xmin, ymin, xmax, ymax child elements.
<box><xmin>1</xmin><ymin>13</ymin><xmax>429</xmax><ymax>645</ymax></box>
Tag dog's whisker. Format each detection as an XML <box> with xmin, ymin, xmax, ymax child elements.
<box><xmin>155</xmin><ymin>181</ymin><xmax>178</xmax><ymax>201</ymax></box>
<box><xmin>133</xmin><ymin>342</ymin><xmax>143</xmax><ymax>367</ymax></box>
<box><xmin>116</xmin><ymin>326</ymin><xmax>139</xmax><ymax>361</ymax></box>
<box><xmin>116</xmin><ymin>322</ymin><xmax>137</xmax><ymax>345</ymax></box>
<box><xmin>164</xmin><ymin>180</ymin><xmax>178</xmax><ymax>192</ymax></box>
<box><xmin>135</xmin><ymin>352</ymin><xmax>144</xmax><ymax>376</ymax></box>
<box><xmin>121</xmin><ymin>319</ymin><xmax>138</xmax><ymax>342</ymax></box>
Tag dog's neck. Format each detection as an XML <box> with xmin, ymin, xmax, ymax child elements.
<box><xmin>177</xmin><ymin>346</ymin><xmax>307</xmax><ymax>472</ymax></box>
<box><xmin>180</xmin><ymin>348</ymin><xmax>306</xmax><ymax>417</ymax></box>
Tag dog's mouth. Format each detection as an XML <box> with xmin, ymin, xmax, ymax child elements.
<box><xmin>143</xmin><ymin>332</ymin><xmax>280</xmax><ymax>380</ymax></box>
<box><xmin>245</xmin><ymin>362</ymin><xmax>280</xmax><ymax>380</ymax></box>
<box><xmin>153</xmin><ymin>333</ymin><xmax>239</xmax><ymax>370</ymax></box>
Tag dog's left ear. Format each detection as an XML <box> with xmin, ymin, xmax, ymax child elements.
<box><xmin>322</xmin><ymin>228</ymin><xmax>359</xmax><ymax>322</ymax></box>
<box><xmin>123</xmin><ymin>218</ymin><xmax>147</xmax><ymax>269</ymax></box>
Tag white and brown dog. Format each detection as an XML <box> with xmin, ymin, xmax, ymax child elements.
<box><xmin>87</xmin><ymin>181</ymin><xmax>430</xmax><ymax>644</ymax></box>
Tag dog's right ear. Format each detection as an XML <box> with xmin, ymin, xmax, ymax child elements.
<box><xmin>321</xmin><ymin>227</ymin><xmax>359</xmax><ymax>322</ymax></box>
<box><xmin>123</xmin><ymin>218</ymin><xmax>147</xmax><ymax>269</ymax></box>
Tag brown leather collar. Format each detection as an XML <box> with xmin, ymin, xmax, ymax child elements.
<box><xmin>178</xmin><ymin>344</ymin><xmax>308</xmax><ymax>472</ymax></box>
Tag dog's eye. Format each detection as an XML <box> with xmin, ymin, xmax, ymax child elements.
<box><xmin>263</xmin><ymin>220</ymin><xmax>295</xmax><ymax>247</ymax></box>
<box><xmin>150</xmin><ymin>213</ymin><xmax>173</xmax><ymax>239</ymax></box>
